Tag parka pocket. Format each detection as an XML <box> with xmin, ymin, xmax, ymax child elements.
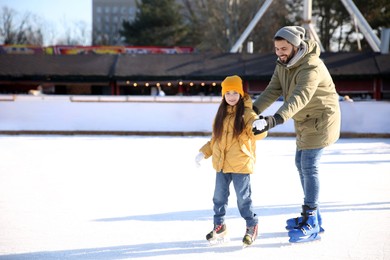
<box><xmin>298</xmin><ymin>117</ymin><xmax>318</xmax><ymax>135</ymax></box>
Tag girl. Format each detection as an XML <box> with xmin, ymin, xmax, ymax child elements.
<box><xmin>195</xmin><ymin>75</ymin><xmax>267</xmax><ymax>246</ymax></box>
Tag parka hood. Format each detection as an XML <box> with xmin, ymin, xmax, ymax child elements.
<box><xmin>243</xmin><ymin>93</ymin><xmax>253</xmax><ymax>108</ymax></box>
<box><xmin>278</xmin><ymin>39</ymin><xmax>321</xmax><ymax>69</ymax></box>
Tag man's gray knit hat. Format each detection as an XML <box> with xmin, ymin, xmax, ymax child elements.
<box><xmin>274</xmin><ymin>26</ymin><xmax>305</xmax><ymax>47</ymax></box>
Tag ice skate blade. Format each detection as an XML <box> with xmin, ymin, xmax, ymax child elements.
<box><xmin>242</xmin><ymin>242</ymin><xmax>253</xmax><ymax>248</ymax></box>
<box><xmin>208</xmin><ymin>237</ymin><xmax>230</xmax><ymax>246</ymax></box>
<box><xmin>289</xmin><ymin>233</ymin><xmax>321</xmax><ymax>243</ymax></box>
<box><xmin>242</xmin><ymin>237</ymin><xmax>255</xmax><ymax>248</ymax></box>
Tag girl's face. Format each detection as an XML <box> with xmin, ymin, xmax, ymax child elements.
<box><xmin>224</xmin><ymin>90</ymin><xmax>241</xmax><ymax>106</ymax></box>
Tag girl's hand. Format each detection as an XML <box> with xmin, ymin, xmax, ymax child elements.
<box><xmin>195</xmin><ymin>152</ymin><xmax>205</xmax><ymax>167</ymax></box>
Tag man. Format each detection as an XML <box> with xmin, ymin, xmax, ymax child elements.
<box><xmin>252</xmin><ymin>26</ymin><xmax>341</xmax><ymax>243</ymax></box>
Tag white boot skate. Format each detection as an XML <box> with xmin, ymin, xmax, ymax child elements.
<box><xmin>206</xmin><ymin>224</ymin><xmax>229</xmax><ymax>245</ymax></box>
<box><xmin>242</xmin><ymin>224</ymin><xmax>258</xmax><ymax>248</ymax></box>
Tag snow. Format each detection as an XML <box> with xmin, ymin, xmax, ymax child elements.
<box><xmin>0</xmin><ymin>135</ymin><xmax>389</xmax><ymax>260</ymax></box>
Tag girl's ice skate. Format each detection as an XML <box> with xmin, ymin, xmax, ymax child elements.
<box><xmin>242</xmin><ymin>224</ymin><xmax>258</xmax><ymax>247</ymax></box>
<box><xmin>206</xmin><ymin>224</ymin><xmax>229</xmax><ymax>245</ymax></box>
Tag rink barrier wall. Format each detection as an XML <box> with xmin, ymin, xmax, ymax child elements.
<box><xmin>0</xmin><ymin>95</ymin><xmax>389</xmax><ymax>137</ymax></box>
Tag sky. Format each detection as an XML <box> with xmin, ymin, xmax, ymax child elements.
<box><xmin>0</xmin><ymin>0</ymin><xmax>92</xmax><ymax>45</ymax></box>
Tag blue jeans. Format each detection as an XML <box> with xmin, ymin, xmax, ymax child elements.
<box><xmin>212</xmin><ymin>172</ymin><xmax>258</xmax><ymax>227</ymax></box>
<box><xmin>295</xmin><ymin>148</ymin><xmax>324</xmax><ymax>209</ymax></box>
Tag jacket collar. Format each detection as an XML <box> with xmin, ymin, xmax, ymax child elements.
<box><xmin>285</xmin><ymin>41</ymin><xmax>308</xmax><ymax>68</ymax></box>
<box><xmin>277</xmin><ymin>39</ymin><xmax>322</xmax><ymax>69</ymax></box>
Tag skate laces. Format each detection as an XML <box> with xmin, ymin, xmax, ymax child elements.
<box><xmin>214</xmin><ymin>224</ymin><xmax>225</xmax><ymax>233</ymax></box>
<box><xmin>246</xmin><ymin>225</ymin><xmax>258</xmax><ymax>236</ymax></box>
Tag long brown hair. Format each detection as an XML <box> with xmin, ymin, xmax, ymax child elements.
<box><xmin>213</xmin><ymin>97</ymin><xmax>245</xmax><ymax>141</ymax></box>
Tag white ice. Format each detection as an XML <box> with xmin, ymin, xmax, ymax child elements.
<box><xmin>0</xmin><ymin>135</ymin><xmax>389</xmax><ymax>260</ymax></box>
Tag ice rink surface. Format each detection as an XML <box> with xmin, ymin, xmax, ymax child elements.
<box><xmin>0</xmin><ymin>135</ymin><xmax>389</xmax><ymax>260</ymax></box>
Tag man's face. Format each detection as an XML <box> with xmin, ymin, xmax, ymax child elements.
<box><xmin>274</xmin><ymin>39</ymin><xmax>297</xmax><ymax>64</ymax></box>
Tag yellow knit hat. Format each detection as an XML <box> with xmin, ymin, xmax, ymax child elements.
<box><xmin>221</xmin><ymin>75</ymin><xmax>244</xmax><ymax>97</ymax></box>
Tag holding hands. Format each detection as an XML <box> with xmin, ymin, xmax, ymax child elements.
<box><xmin>252</xmin><ymin>116</ymin><xmax>268</xmax><ymax>134</ymax></box>
<box><xmin>252</xmin><ymin>114</ymin><xmax>284</xmax><ymax>134</ymax></box>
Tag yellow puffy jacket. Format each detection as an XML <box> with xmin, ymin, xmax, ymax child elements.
<box><xmin>200</xmin><ymin>94</ymin><xmax>267</xmax><ymax>174</ymax></box>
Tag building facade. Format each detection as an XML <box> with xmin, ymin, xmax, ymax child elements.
<box><xmin>92</xmin><ymin>0</ymin><xmax>137</xmax><ymax>45</ymax></box>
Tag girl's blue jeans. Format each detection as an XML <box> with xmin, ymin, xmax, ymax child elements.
<box><xmin>212</xmin><ymin>172</ymin><xmax>258</xmax><ymax>227</ymax></box>
<box><xmin>295</xmin><ymin>148</ymin><xmax>324</xmax><ymax>209</ymax></box>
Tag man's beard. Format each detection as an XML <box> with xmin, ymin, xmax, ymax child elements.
<box><xmin>280</xmin><ymin>48</ymin><xmax>296</xmax><ymax>64</ymax></box>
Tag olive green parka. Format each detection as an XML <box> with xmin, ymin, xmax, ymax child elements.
<box><xmin>200</xmin><ymin>94</ymin><xmax>267</xmax><ymax>174</ymax></box>
<box><xmin>253</xmin><ymin>39</ymin><xmax>341</xmax><ymax>150</ymax></box>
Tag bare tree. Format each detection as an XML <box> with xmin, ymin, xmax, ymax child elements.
<box><xmin>56</xmin><ymin>21</ymin><xmax>91</xmax><ymax>46</ymax></box>
<box><xmin>288</xmin><ymin>0</ymin><xmax>389</xmax><ymax>52</ymax></box>
<box><xmin>181</xmin><ymin>0</ymin><xmax>288</xmax><ymax>53</ymax></box>
<box><xmin>0</xmin><ymin>6</ymin><xmax>43</xmax><ymax>45</ymax></box>
<box><xmin>0</xmin><ymin>6</ymin><xmax>92</xmax><ymax>46</ymax></box>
